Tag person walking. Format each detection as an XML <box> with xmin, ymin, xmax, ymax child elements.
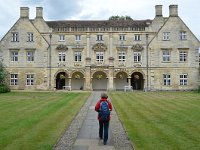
<box><xmin>95</xmin><ymin>93</ymin><xmax>112</xmax><ymax>145</ymax></box>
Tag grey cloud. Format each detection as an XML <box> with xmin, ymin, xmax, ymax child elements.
<box><xmin>44</xmin><ymin>0</ymin><xmax>82</xmax><ymax>20</ymax></box>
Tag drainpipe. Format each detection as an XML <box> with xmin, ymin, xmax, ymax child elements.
<box><xmin>49</xmin><ymin>34</ymin><xmax>52</xmax><ymax>90</ymax></box>
<box><xmin>146</xmin><ymin>34</ymin><xmax>149</xmax><ymax>91</ymax></box>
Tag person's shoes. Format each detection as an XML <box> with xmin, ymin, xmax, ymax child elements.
<box><xmin>99</xmin><ymin>136</ymin><xmax>103</xmax><ymax>140</ymax></box>
<box><xmin>103</xmin><ymin>141</ymin><xmax>107</xmax><ymax>145</ymax></box>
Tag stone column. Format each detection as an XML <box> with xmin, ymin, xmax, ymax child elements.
<box><xmin>84</xmin><ymin>66</ymin><xmax>91</xmax><ymax>90</ymax></box>
<box><xmin>109</xmin><ymin>33</ymin><xmax>113</xmax><ymax>57</ymax></box>
<box><xmin>86</xmin><ymin>33</ymin><xmax>90</xmax><ymax>58</ymax></box>
<box><xmin>68</xmin><ymin>78</ymin><xmax>71</xmax><ymax>87</ymax></box>
<box><xmin>108</xmin><ymin>67</ymin><xmax>114</xmax><ymax>90</ymax></box>
<box><xmin>128</xmin><ymin>77</ymin><xmax>131</xmax><ymax>86</ymax></box>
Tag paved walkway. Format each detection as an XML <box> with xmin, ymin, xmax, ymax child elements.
<box><xmin>54</xmin><ymin>91</ymin><xmax>134</xmax><ymax>150</ymax></box>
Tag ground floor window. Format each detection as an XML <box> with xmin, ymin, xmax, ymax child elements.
<box><xmin>180</xmin><ymin>74</ymin><xmax>188</xmax><ymax>85</ymax></box>
<box><xmin>10</xmin><ymin>74</ymin><xmax>18</xmax><ymax>85</ymax></box>
<box><xmin>26</xmin><ymin>74</ymin><xmax>34</xmax><ymax>85</ymax></box>
<box><xmin>163</xmin><ymin>74</ymin><xmax>171</xmax><ymax>85</ymax></box>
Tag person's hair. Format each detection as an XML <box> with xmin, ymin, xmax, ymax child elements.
<box><xmin>101</xmin><ymin>93</ymin><xmax>108</xmax><ymax>98</ymax></box>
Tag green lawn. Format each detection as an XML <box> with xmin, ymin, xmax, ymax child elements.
<box><xmin>109</xmin><ymin>91</ymin><xmax>200</xmax><ymax>150</ymax></box>
<box><xmin>0</xmin><ymin>92</ymin><xmax>90</xmax><ymax>150</ymax></box>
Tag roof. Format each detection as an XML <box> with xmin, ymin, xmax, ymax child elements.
<box><xmin>46</xmin><ymin>20</ymin><xmax>152</xmax><ymax>28</ymax></box>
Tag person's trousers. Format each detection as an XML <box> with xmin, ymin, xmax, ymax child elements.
<box><xmin>99</xmin><ymin>121</ymin><xmax>109</xmax><ymax>143</ymax></box>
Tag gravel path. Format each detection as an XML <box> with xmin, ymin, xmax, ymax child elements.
<box><xmin>53</xmin><ymin>91</ymin><xmax>134</xmax><ymax>150</ymax></box>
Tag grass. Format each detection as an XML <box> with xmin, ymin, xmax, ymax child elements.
<box><xmin>109</xmin><ymin>91</ymin><xmax>200</xmax><ymax>150</ymax></box>
<box><xmin>0</xmin><ymin>91</ymin><xmax>90</xmax><ymax>150</ymax></box>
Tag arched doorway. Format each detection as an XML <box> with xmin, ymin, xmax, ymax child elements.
<box><xmin>56</xmin><ymin>72</ymin><xmax>68</xmax><ymax>89</ymax></box>
<box><xmin>92</xmin><ymin>71</ymin><xmax>107</xmax><ymax>91</ymax></box>
<box><xmin>71</xmin><ymin>72</ymin><xmax>84</xmax><ymax>90</ymax></box>
<box><xmin>115</xmin><ymin>72</ymin><xmax>128</xmax><ymax>91</ymax></box>
<box><xmin>131</xmin><ymin>72</ymin><xmax>144</xmax><ymax>90</ymax></box>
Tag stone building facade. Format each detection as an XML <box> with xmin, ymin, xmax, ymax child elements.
<box><xmin>0</xmin><ymin>5</ymin><xmax>199</xmax><ymax>91</ymax></box>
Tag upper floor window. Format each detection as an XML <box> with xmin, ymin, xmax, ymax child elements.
<box><xmin>180</xmin><ymin>74</ymin><xmax>188</xmax><ymax>85</ymax></box>
<box><xmin>163</xmin><ymin>32</ymin><xmax>170</xmax><ymax>41</ymax></box>
<box><xmin>97</xmin><ymin>35</ymin><xmax>103</xmax><ymax>41</ymax></box>
<box><xmin>96</xmin><ymin>51</ymin><xmax>104</xmax><ymax>62</ymax></box>
<box><xmin>119</xmin><ymin>35</ymin><xmax>126</xmax><ymax>41</ymax></box>
<box><xmin>59</xmin><ymin>35</ymin><xmax>65</xmax><ymax>41</ymax></box>
<box><xmin>26</xmin><ymin>74</ymin><xmax>34</xmax><ymax>85</ymax></box>
<box><xmin>163</xmin><ymin>74</ymin><xmax>171</xmax><ymax>86</ymax></box>
<box><xmin>11</xmin><ymin>32</ymin><xmax>19</xmax><ymax>42</ymax></box>
<box><xmin>27</xmin><ymin>32</ymin><xmax>34</xmax><ymax>42</ymax></box>
<box><xmin>134</xmin><ymin>34</ymin><xmax>141</xmax><ymax>41</ymax></box>
<box><xmin>118</xmin><ymin>51</ymin><xmax>126</xmax><ymax>62</ymax></box>
<box><xmin>179</xmin><ymin>51</ymin><xmax>187</xmax><ymax>62</ymax></box>
<box><xmin>27</xmin><ymin>51</ymin><xmax>34</xmax><ymax>62</ymax></box>
<box><xmin>10</xmin><ymin>51</ymin><xmax>18</xmax><ymax>62</ymax></box>
<box><xmin>59</xmin><ymin>52</ymin><xmax>66</xmax><ymax>62</ymax></box>
<box><xmin>162</xmin><ymin>50</ymin><xmax>170</xmax><ymax>62</ymax></box>
<box><xmin>74</xmin><ymin>52</ymin><xmax>81</xmax><ymax>62</ymax></box>
<box><xmin>75</xmin><ymin>35</ymin><xmax>81</xmax><ymax>41</ymax></box>
<box><xmin>133</xmin><ymin>52</ymin><xmax>141</xmax><ymax>62</ymax></box>
<box><xmin>10</xmin><ymin>74</ymin><xmax>18</xmax><ymax>85</ymax></box>
<box><xmin>180</xmin><ymin>31</ymin><xmax>187</xmax><ymax>40</ymax></box>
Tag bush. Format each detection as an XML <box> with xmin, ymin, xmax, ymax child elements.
<box><xmin>197</xmin><ymin>86</ymin><xmax>200</xmax><ymax>93</ymax></box>
<box><xmin>0</xmin><ymin>84</ymin><xmax>10</xmax><ymax>93</ymax></box>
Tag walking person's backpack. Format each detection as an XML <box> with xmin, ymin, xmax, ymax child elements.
<box><xmin>99</xmin><ymin>101</ymin><xmax>110</xmax><ymax>121</ymax></box>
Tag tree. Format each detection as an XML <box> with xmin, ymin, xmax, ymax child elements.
<box><xmin>0</xmin><ymin>61</ymin><xmax>10</xmax><ymax>93</ymax></box>
<box><xmin>109</xmin><ymin>15</ymin><xmax>133</xmax><ymax>20</ymax></box>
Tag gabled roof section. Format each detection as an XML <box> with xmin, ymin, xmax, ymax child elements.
<box><xmin>46</xmin><ymin>20</ymin><xmax>152</xmax><ymax>28</ymax></box>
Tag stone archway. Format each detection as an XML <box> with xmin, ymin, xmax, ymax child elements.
<box><xmin>55</xmin><ymin>72</ymin><xmax>69</xmax><ymax>89</ymax></box>
<box><xmin>92</xmin><ymin>71</ymin><xmax>107</xmax><ymax>91</ymax></box>
<box><xmin>115</xmin><ymin>72</ymin><xmax>128</xmax><ymax>91</ymax></box>
<box><xmin>71</xmin><ymin>72</ymin><xmax>84</xmax><ymax>90</ymax></box>
<box><xmin>131</xmin><ymin>72</ymin><xmax>144</xmax><ymax>90</ymax></box>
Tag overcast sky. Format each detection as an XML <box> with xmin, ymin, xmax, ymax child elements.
<box><xmin>0</xmin><ymin>0</ymin><xmax>199</xmax><ymax>41</ymax></box>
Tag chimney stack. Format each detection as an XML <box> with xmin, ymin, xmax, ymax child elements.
<box><xmin>155</xmin><ymin>5</ymin><xmax>163</xmax><ymax>17</ymax></box>
<box><xmin>169</xmin><ymin>5</ymin><xmax>178</xmax><ymax>17</ymax></box>
<box><xmin>20</xmin><ymin>7</ymin><xmax>29</xmax><ymax>18</ymax></box>
<box><xmin>36</xmin><ymin>7</ymin><xmax>43</xmax><ymax>18</ymax></box>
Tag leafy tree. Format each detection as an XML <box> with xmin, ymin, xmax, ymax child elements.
<box><xmin>0</xmin><ymin>61</ymin><xmax>10</xmax><ymax>93</ymax></box>
<box><xmin>109</xmin><ymin>15</ymin><xmax>133</xmax><ymax>20</ymax></box>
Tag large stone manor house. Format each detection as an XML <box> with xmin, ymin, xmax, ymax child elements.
<box><xmin>0</xmin><ymin>5</ymin><xmax>199</xmax><ymax>91</ymax></box>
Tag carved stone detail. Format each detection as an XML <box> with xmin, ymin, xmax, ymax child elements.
<box><xmin>92</xmin><ymin>43</ymin><xmax>107</xmax><ymax>51</ymax></box>
<box><xmin>131</xmin><ymin>44</ymin><xmax>144</xmax><ymax>51</ymax></box>
<box><xmin>56</xmin><ymin>44</ymin><xmax>68</xmax><ymax>50</ymax></box>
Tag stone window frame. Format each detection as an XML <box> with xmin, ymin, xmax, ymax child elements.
<box><xmin>161</xmin><ymin>49</ymin><xmax>171</xmax><ymax>62</ymax></box>
<box><xmin>10</xmin><ymin>49</ymin><xmax>19</xmax><ymax>62</ymax></box>
<box><xmin>27</xmin><ymin>32</ymin><xmax>34</xmax><ymax>42</ymax></box>
<box><xmin>58</xmin><ymin>52</ymin><xmax>66</xmax><ymax>62</ymax></box>
<box><xmin>133</xmin><ymin>51</ymin><xmax>142</xmax><ymax>62</ymax></box>
<box><xmin>75</xmin><ymin>35</ymin><xmax>81</xmax><ymax>41</ymax></box>
<box><xmin>180</xmin><ymin>74</ymin><xmax>188</xmax><ymax>86</ymax></box>
<box><xmin>163</xmin><ymin>32</ymin><xmax>170</xmax><ymax>41</ymax></box>
<box><xmin>163</xmin><ymin>74</ymin><xmax>171</xmax><ymax>86</ymax></box>
<box><xmin>26</xmin><ymin>74</ymin><xmax>34</xmax><ymax>86</ymax></box>
<box><xmin>10</xmin><ymin>74</ymin><xmax>18</xmax><ymax>85</ymax></box>
<box><xmin>11</xmin><ymin>32</ymin><xmax>19</xmax><ymax>42</ymax></box>
<box><xmin>74</xmin><ymin>51</ymin><xmax>82</xmax><ymax>62</ymax></box>
<box><xmin>59</xmin><ymin>34</ymin><xmax>65</xmax><ymax>41</ymax></box>
<box><xmin>180</xmin><ymin>31</ymin><xmax>187</xmax><ymax>40</ymax></box>
<box><xmin>178</xmin><ymin>49</ymin><xmax>188</xmax><ymax>62</ymax></box>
